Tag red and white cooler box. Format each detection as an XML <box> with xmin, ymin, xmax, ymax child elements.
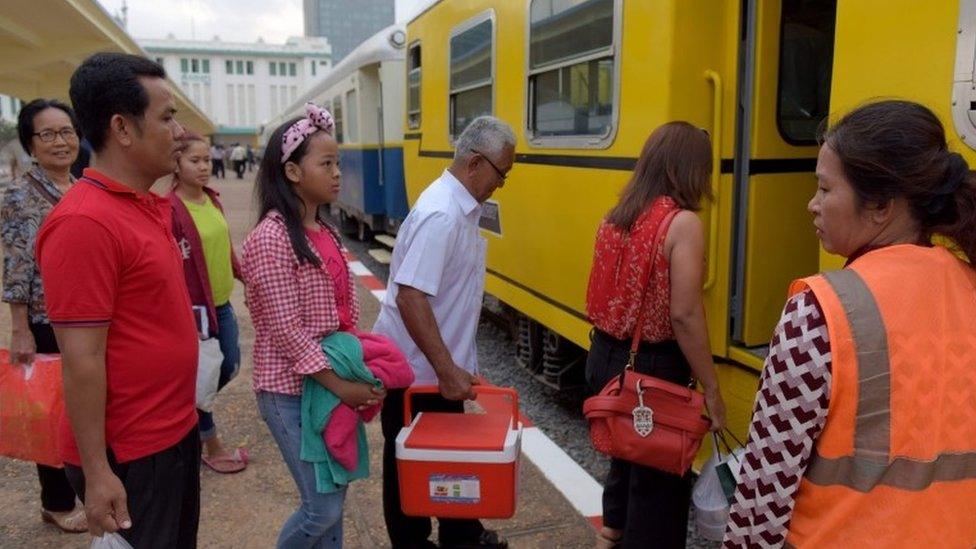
<box><xmin>396</xmin><ymin>385</ymin><xmax>522</xmax><ymax>519</ymax></box>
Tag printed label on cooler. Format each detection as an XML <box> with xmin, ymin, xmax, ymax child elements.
<box><xmin>428</xmin><ymin>474</ymin><xmax>480</xmax><ymax>504</ymax></box>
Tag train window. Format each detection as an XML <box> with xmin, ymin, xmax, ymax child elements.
<box><xmin>776</xmin><ymin>0</ymin><xmax>837</xmax><ymax>145</ymax></box>
<box><xmin>407</xmin><ymin>42</ymin><xmax>421</xmax><ymax>129</ymax></box>
<box><xmin>952</xmin><ymin>0</ymin><xmax>976</xmax><ymax>150</ymax></box>
<box><xmin>527</xmin><ymin>0</ymin><xmax>619</xmax><ymax>147</ymax></box>
<box><xmin>332</xmin><ymin>95</ymin><xmax>344</xmax><ymax>144</ymax></box>
<box><xmin>449</xmin><ymin>14</ymin><xmax>494</xmax><ymax>137</ymax></box>
<box><xmin>346</xmin><ymin>89</ymin><xmax>359</xmax><ymax>143</ymax></box>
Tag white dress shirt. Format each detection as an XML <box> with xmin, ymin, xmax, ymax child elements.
<box><xmin>373</xmin><ymin>169</ymin><xmax>486</xmax><ymax>386</ymax></box>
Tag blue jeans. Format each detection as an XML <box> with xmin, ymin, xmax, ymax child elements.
<box><xmin>199</xmin><ymin>303</ymin><xmax>241</xmax><ymax>441</ymax></box>
<box><xmin>257</xmin><ymin>391</ymin><xmax>346</xmax><ymax>549</ymax></box>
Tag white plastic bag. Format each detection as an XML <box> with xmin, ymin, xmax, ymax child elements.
<box><xmin>90</xmin><ymin>533</ymin><xmax>133</xmax><ymax>549</ymax></box>
<box><xmin>195</xmin><ymin>337</ymin><xmax>223</xmax><ymax>412</ymax></box>
<box><xmin>693</xmin><ymin>439</ymin><xmax>746</xmax><ymax>541</ymax></box>
<box><xmin>693</xmin><ymin>449</ymin><xmax>730</xmax><ymax>541</ymax></box>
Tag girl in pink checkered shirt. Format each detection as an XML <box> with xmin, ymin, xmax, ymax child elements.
<box><xmin>242</xmin><ymin>106</ymin><xmax>385</xmax><ymax>548</ymax></box>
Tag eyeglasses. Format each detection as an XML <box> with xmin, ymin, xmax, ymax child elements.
<box><xmin>33</xmin><ymin>128</ymin><xmax>78</xmax><ymax>143</ymax></box>
<box><xmin>470</xmin><ymin>148</ymin><xmax>507</xmax><ymax>181</ymax></box>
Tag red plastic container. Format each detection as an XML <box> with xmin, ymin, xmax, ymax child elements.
<box><xmin>396</xmin><ymin>385</ymin><xmax>522</xmax><ymax>519</ymax></box>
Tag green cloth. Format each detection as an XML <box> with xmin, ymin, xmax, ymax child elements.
<box><xmin>183</xmin><ymin>196</ymin><xmax>234</xmax><ymax>306</ymax></box>
<box><xmin>301</xmin><ymin>331</ymin><xmax>381</xmax><ymax>493</ymax></box>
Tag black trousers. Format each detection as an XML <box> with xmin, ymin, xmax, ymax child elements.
<box><xmin>585</xmin><ymin>330</ymin><xmax>693</xmax><ymax>549</ymax></box>
<box><xmin>29</xmin><ymin>322</ymin><xmax>77</xmax><ymax>512</ymax></box>
<box><xmin>65</xmin><ymin>427</ymin><xmax>201</xmax><ymax>549</ymax></box>
<box><xmin>381</xmin><ymin>388</ymin><xmax>485</xmax><ymax>548</ymax></box>
<box><xmin>211</xmin><ymin>159</ymin><xmax>225</xmax><ymax>178</ymax></box>
<box><xmin>233</xmin><ymin>160</ymin><xmax>245</xmax><ymax>179</ymax></box>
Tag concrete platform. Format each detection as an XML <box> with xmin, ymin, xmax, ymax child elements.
<box><xmin>0</xmin><ymin>172</ymin><xmax>597</xmax><ymax>548</ymax></box>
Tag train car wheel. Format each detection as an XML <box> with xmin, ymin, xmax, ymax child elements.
<box><xmin>357</xmin><ymin>220</ymin><xmax>374</xmax><ymax>242</ymax></box>
<box><xmin>338</xmin><ymin>210</ymin><xmax>357</xmax><ymax>236</ymax></box>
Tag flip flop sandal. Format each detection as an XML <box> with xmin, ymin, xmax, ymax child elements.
<box><xmin>41</xmin><ymin>507</ymin><xmax>88</xmax><ymax>533</ymax></box>
<box><xmin>202</xmin><ymin>447</ymin><xmax>249</xmax><ymax>474</ymax></box>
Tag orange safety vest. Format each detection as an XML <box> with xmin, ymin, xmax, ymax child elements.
<box><xmin>784</xmin><ymin>245</ymin><xmax>976</xmax><ymax>548</ymax></box>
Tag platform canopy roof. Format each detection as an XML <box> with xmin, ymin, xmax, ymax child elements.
<box><xmin>0</xmin><ymin>0</ymin><xmax>214</xmax><ymax>135</ymax></box>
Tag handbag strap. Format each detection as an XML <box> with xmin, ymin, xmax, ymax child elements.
<box><xmin>626</xmin><ymin>206</ymin><xmax>681</xmax><ymax>366</ymax></box>
<box><xmin>24</xmin><ymin>170</ymin><xmax>63</xmax><ymax>207</ymax></box>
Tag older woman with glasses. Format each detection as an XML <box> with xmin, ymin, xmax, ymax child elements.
<box><xmin>1</xmin><ymin>98</ymin><xmax>85</xmax><ymax>534</ymax></box>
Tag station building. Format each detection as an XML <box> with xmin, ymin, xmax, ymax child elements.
<box><xmin>140</xmin><ymin>35</ymin><xmax>333</xmax><ymax>146</ymax></box>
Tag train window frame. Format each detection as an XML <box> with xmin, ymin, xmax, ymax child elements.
<box><xmin>448</xmin><ymin>10</ymin><xmax>496</xmax><ymax>141</ymax></box>
<box><xmin>774</xmin><ymin>0</ymin><xmax>837</xmax><ymax>146</ymax></box>
<box><xmin>332</xmin><ymin>94</ymin><xmax>344</xmax><ymax>144</ymax></box>
<box><xmin>407</xmin><ymin>40</ymin><xmax>421</xmax><ymax>130</ymax></box>
<box><xmin>524</xmin><ymin>0</ymin><xmax>623</xmax><ymax>150</ymax></box>
<box><xmin>952</xmin><ymin>0</ymin><xmax>976</xmax><ymax>151</ymax></box>
<box><xmin>346</xmin><ymin>88</ymin><xmax>359</xmax><ymax>143</ymax></box>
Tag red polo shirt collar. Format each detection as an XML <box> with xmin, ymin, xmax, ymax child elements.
<box><xmin>81</xmin><ymin>168</ymin><xmax>161</xmax><ymax>201</ymax></box>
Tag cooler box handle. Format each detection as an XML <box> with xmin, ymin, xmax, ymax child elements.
<box><xmin>403</xmin><ymin>384</ymin><xmax>520</xmax><ymax>428</ymax></box>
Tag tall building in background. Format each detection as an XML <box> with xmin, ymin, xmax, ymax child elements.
<box><xmin>141</xmin><ymin>35</ymin><xmax>332</xmax><ymax>145</ymax></box>
<box><xmin>304</xmin><ymin>0</ymin><xmax>394</xmax><ymax>63</ymax></box>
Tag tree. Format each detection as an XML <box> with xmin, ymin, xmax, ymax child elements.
<box><xmin>0</xmin><ymin>120</ymin><xmax>15</xmax><ymax>144</ymax></box>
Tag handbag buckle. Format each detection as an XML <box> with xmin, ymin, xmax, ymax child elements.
<box><xmin>632</xmin><ymin>378</ymin><xmax>654</xmax><ymax>437</ymax></box>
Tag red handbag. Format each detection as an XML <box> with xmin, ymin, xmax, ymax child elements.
<box><xmin>582</xmin><ymin>209</ymin><xmax>711</xmax><ymax>475</ymax></box>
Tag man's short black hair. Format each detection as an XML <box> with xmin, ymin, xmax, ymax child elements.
<box><xmin>69</xmin><ymin>52</ymin><xmax>166</xmax><ymax>152</ymax></box>
<box><xmin>16</xmin><ymin>98</ymin><xmax>81</xmax><ymax>154</ymax></box>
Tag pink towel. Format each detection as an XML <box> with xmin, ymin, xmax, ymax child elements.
<box><xmin>325</xmin><ymin>331</ymin><xmax>414</xmax><ymax>470</ymax></box>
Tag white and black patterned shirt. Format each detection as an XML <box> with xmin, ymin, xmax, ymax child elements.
<box><xmin>724</xmin><ymin>289</ymin><xmax>832</xmax><ymax>548</ymax></box>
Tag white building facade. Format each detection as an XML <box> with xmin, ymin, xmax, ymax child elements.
<box><xmin>140</xmin><ymin>36</ymin><xmax>332</xmax><ymax>144</ymax></box>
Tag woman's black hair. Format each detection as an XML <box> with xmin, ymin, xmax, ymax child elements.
<box><xmin>255</xmin><ymin>117</ymin><xmax>323</xmax><ymax>267</ymax></box>
<box><xmin>822</xmin><ymin>99</ymin><xmax>976</xmax><ymax>264</ymax></box>
<box><xmin>17</xmin><ymin>99</ymin><xmax>81</xmax><ymax>154</ymax></box>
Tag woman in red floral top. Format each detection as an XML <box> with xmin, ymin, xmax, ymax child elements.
<box><xmin>585</xmin><ymin>122</ymin><xmax>726</xmax><ymax>549</ymax></box>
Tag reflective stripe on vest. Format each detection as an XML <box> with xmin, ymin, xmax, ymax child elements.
<box><xmin>804</xmin><ymin>269</ymin><xmax>976</xmax><ymax>492</ymax></box>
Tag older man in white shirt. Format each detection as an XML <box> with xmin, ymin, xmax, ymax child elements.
<box><xmin>374</xmin><ymin>116</ymin><xmax>515</xmax><ymax>549</ymax></box>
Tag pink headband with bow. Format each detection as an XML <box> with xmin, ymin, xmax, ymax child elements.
<box><xmin>281</xmin><ymin>102</ymin><xmax>335</xmax><ymax>163</ymax></box>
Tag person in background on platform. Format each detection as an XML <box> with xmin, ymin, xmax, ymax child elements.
<box><xmin>167</xmin><ymin>132</ymin><xmax>247</xmax><ymax>474</ymax></box>
<box><xmin>70</xmin><ymin>136</ymin><xmax>91</xmax><ymax>179</ymax></box>
<box><xmin>231</xmin><ymin>142</ymin><xmax>246</xmax><ymax>179</ymax></box>
<box><xmin>0</xmin><ymin>137</ymin><xmax>32</xmax><ymax>183</ymax></box>
<box><xmin>725</xmin><ymin>100</ymin><xmax>976</xmax><ymax>548</ymax></box>
<box><xmin>2</xmin><ymin>98</ymin><xmax>86</xmax><ymax>534</ymax></box>
<box><xmin>585</xmin><ymin>122</ymin><xmax>726</xmax><ymax>549</ymax></box>
<box><xmin>242</xmin><ymin>103</ymin><xmax>385</xmax><ymax>548</ymax></box>
<box><xmin>210</xmin><ymin>142</ymin><xmax>226</xmax><ymax>179</ymax></box>
<box><xmin>36</xmin><ymin>52</ymin><xmax>200</xmax><ymax>546</ymax></box>
<box><xmin>246</xmin><ymin>144</ymin><xmax>255</xmax><ymax>172</ymax></box>
<box><xmin>373</xmin><ymin>116</ymin><xmax>515</xmax><ymax>549</ymax></box>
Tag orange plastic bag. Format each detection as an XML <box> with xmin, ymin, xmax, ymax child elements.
<box><xmin>0</xmin><ymin>350</ymin><xmax>64</xmax><ymax>467</ymax></box>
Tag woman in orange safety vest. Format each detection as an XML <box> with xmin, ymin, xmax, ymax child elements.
<box><xmin>724</xmin><ymin>99</ymin><xmax>976</xmax><ymax>548</ymax></box>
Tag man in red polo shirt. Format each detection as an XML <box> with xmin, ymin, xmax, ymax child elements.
<box><xmin>36</xmin><ymin>52</ymin><xmax>200</xmax><ymax>547</ymax></box>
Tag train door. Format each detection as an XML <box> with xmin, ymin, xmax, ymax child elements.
<box><xmin>728</xmin><ymin>0</ymin><xmax>836</xmax><ymax>365</ymax></box>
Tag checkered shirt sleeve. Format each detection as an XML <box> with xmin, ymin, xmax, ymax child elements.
<box><xmin>243</xmin><ymin>214</ymin><xmax>349</xmax><ymax>394</ymax></box>
<box><xmin>724</xmin><ymin>289</ymin><xmax>832</xmax><ymax>548</ymax></box>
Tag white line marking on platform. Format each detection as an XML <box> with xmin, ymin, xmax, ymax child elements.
<box><xmin>522</xmin><ymin>426</ymin><xmax>603</xmax><ymax>518</ymax></box>
<box><xmin>371</xmin><ymin>289</ymin><xmax>387</xmax><ymax>302</ymax></box>
<box><xmin>349</xmin><ymin>261</ymin><xmax>371</xmax><ymax>276</ymax></box>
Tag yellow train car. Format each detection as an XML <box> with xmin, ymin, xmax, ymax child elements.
<box><xmin>401</xmin><ymin>0</ymin><xmax>973</xmax><ymax>441</ymax></box>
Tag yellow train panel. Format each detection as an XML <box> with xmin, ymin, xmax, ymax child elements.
<box><xmin>825</xmin><ymin>0</ymin><xmax>972</xmax><ymax>270</ymax></box>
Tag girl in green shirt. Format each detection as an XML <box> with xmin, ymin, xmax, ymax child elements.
<box><xmin>168</xmin><ymin>134</ymin><xmax>247</xmax><ymax>474</ymax></box>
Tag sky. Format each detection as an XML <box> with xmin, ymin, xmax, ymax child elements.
<box><xmin>96</xmin><ymin>0</ymin><xmax>428</xmax><ymax>43</ymax></box>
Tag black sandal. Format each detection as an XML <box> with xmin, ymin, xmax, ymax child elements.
<box><xmin>440</xmin><ymin>529</ymin><xmax>509</xmax><ymax>549</ymax></box>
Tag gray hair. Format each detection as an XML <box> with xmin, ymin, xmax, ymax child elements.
<box><xmin>453</xmin><ymin>116</ymin><xmax>515</xmax><ymax>161</ymax></box>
